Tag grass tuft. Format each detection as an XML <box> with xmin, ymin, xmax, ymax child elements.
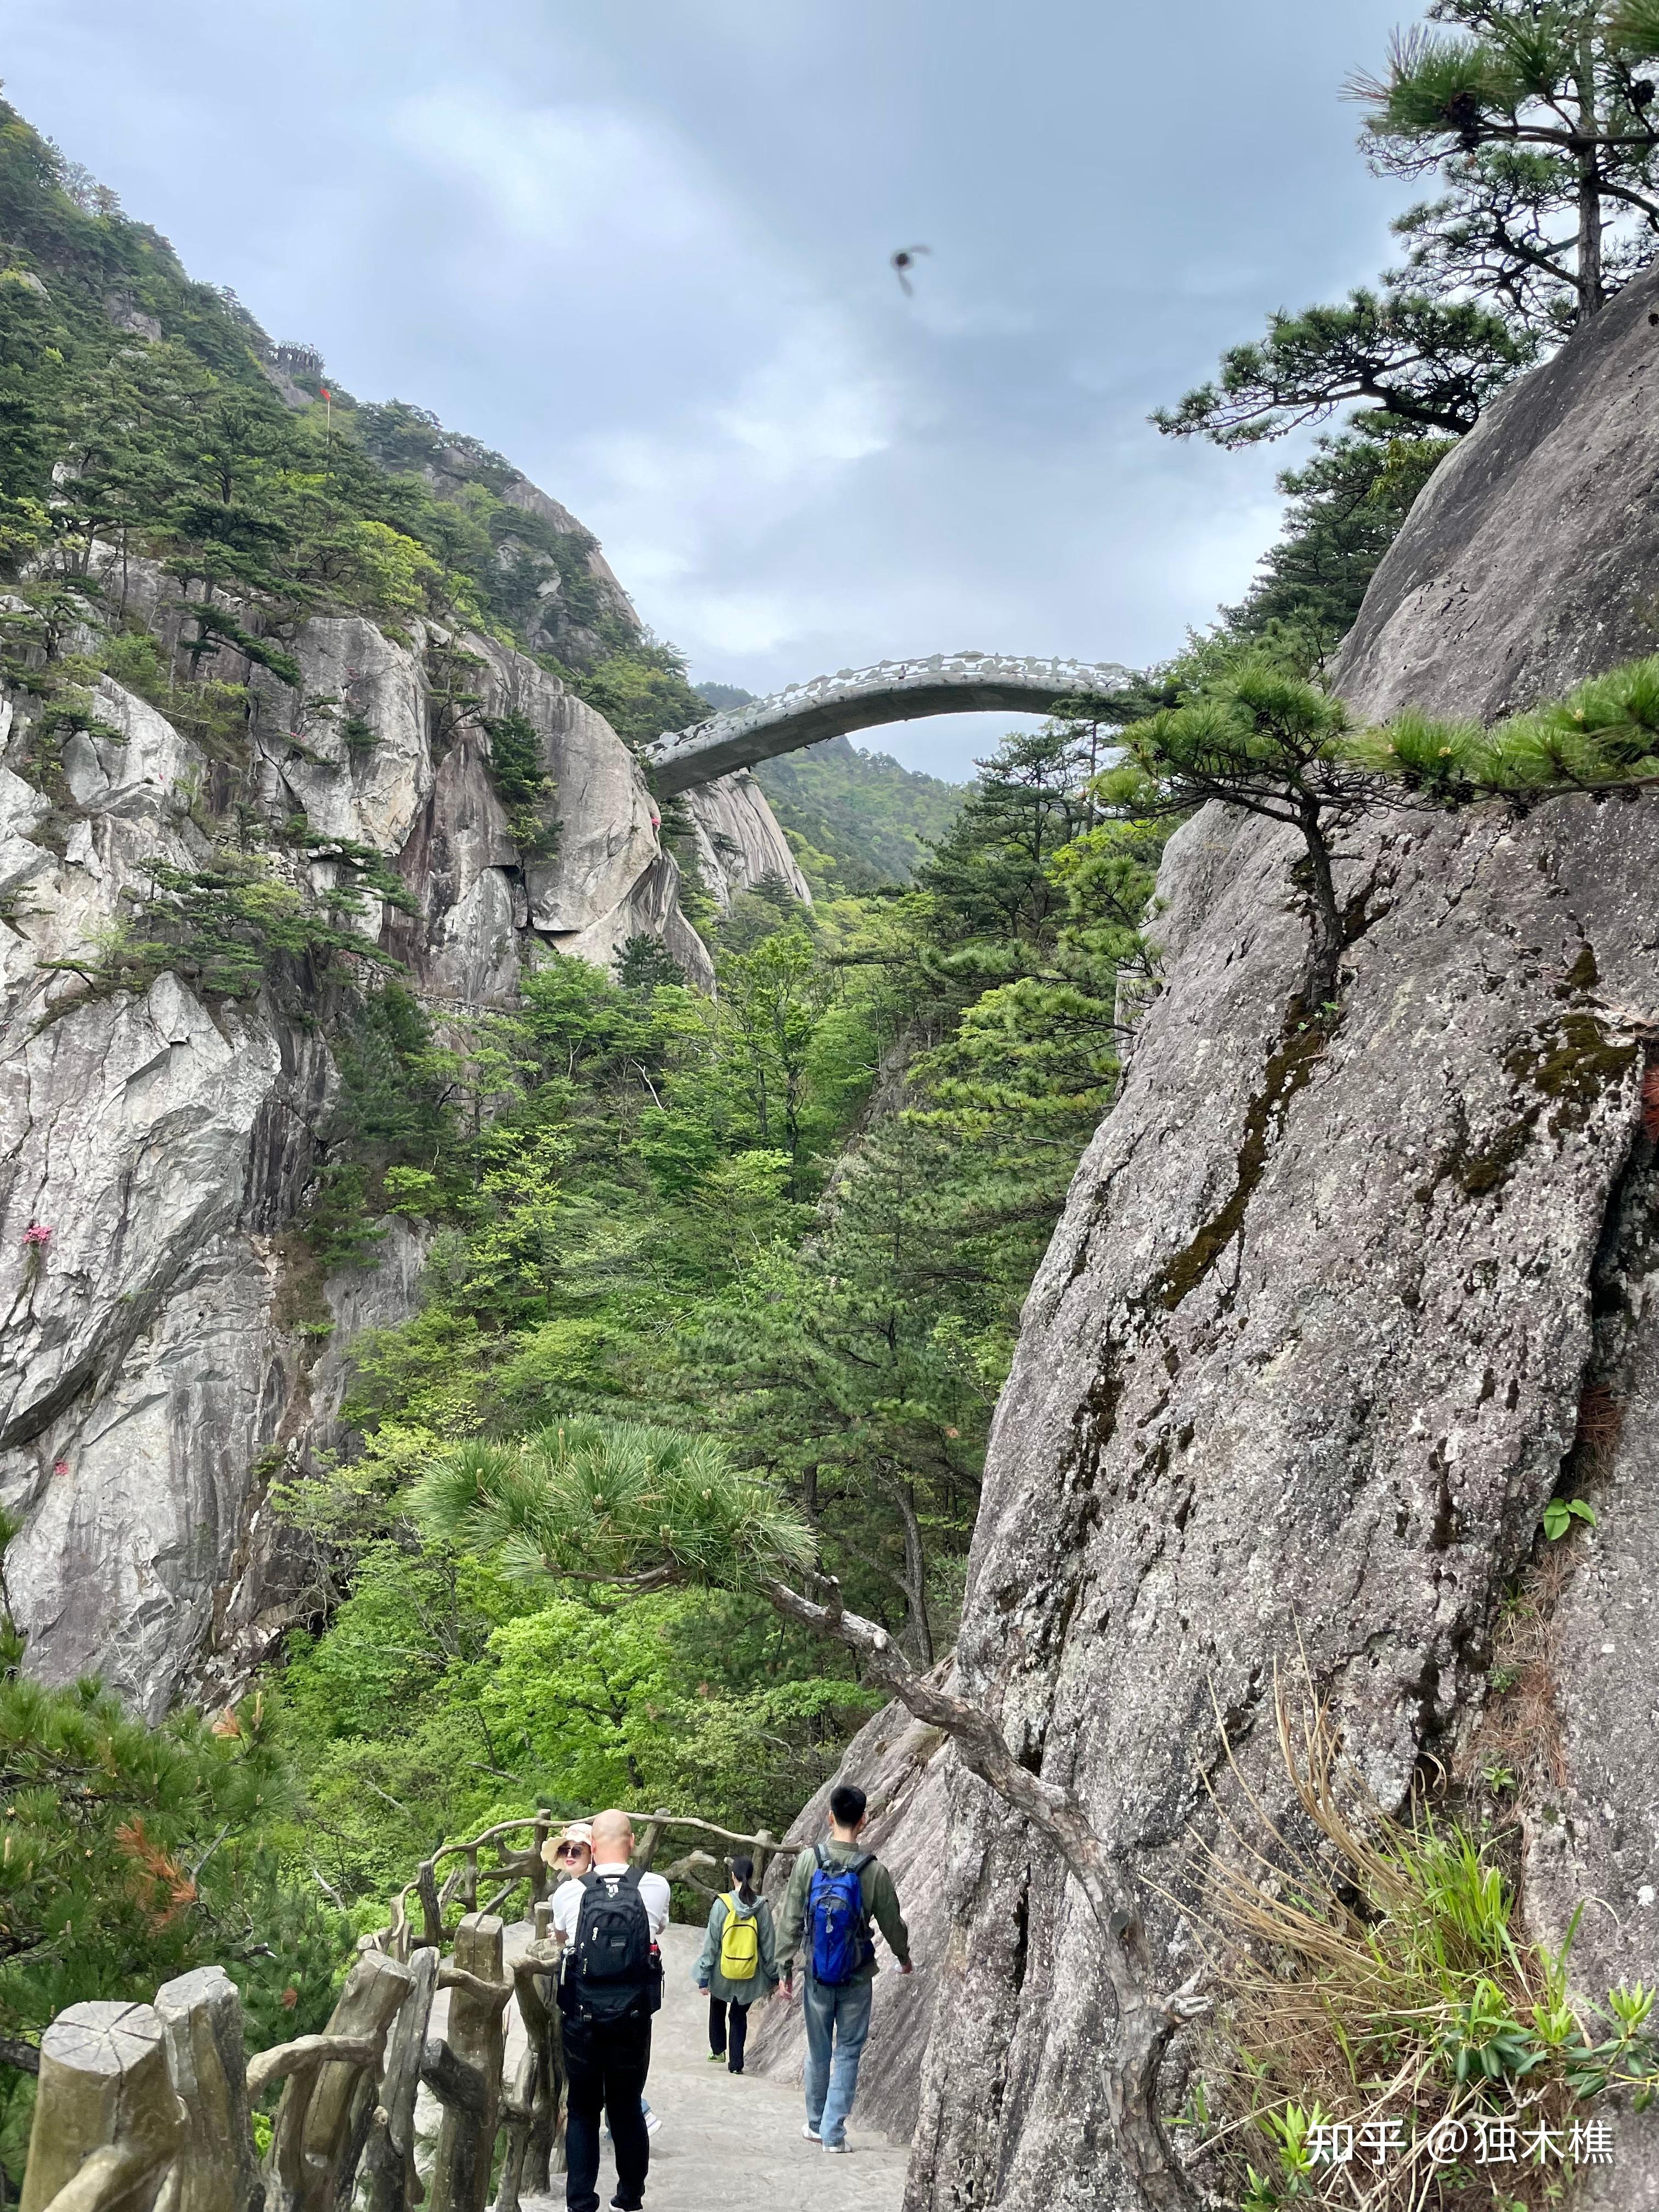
<box><xmin>1186</xmin><ymin>1678</ymin><xmax>1658</xmax><ymax>2208</ymax></box>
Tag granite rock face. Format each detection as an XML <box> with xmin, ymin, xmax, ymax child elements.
<box><xmin>685</xmin><ymin>770</ymin><xmax>812</xmax><ymax>911</ymax></box>
<box><xmin>887</xmin><ymin>283</ymin><xmax>1659</xmax><ymax>2206</ymax></box>
<box><xmin>905</xmin><ymin>791</ymin><xmax>1659</xmax><ymax>2208</ymax></box>
<box><xmin>1336</xmin><ymin>257</ymin><xmax>1659</xmax><ymax>725</ymax></box>
<box><xmin>0</xmin><ymin>549</ymin><xmax>793</xmax><ymax>1712</ymax></box>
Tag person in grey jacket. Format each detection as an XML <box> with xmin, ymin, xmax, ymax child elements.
<box><xmin>694</xmin><ymin>1855</ymin><xmax>778</xmax><ymax>2073</ymax></box>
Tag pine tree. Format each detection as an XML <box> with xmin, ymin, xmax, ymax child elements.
<box><xmin>1362</xmin><ymin>0</ymin><xmax>1659</xmax><ymax>331</ymax></box>
<box><xmin>0</xmin><ymin>1515</ymin><xmax>346</xmax><ymax>2129</ymax></box>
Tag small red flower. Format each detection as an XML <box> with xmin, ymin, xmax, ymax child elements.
<box><xmin>21</xmin><ymin>1226</ymin><xmax>50</xmax><ymax>1250</ymax></box>
<box><xmin>52</xmin><ymin>1459</ymin><xmax>68</xmax><ymax>1477</ymax></box>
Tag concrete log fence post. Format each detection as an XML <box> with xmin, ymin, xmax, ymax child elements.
<box><xmin>258</xmin><ymin>1949</ymin><xmax>412</xmax><ymax>2212</ymax></box>
<box><xmin>424</xmin><ymin>1914</ymin><xmax>510</xmax><ymax>2212</ymax></box>
<box><xmin>492</xmin><ymin>1938</ymin><xmax>562</xmax><ymax>2212</ymax></box>
<box><xmin>153</xmin><ymin>1966</ymin><xmax>261</xmax><ymax>2212</ymax></box>
<box><xmin>416</xmin><ymin>1860</ymin><xmax>443</xmax><ymax>1951</ymax></box>
<box><xmin>528</xmin><ymin>1810</ymin><xmax>552</xmax><ymax>1913</ymax></box>
<box><xmin>357</xmin><ymin>1944</ymin><xmax>439</xmax><ymax>2212</ymax></box>
<box><xmin>20</xmin><ymin>2001</ymin><xmax>183</xmax><ymax>2212</ymax></box>
<box><xmin>633</xmin><ymin>1810</ymin><xmax>670</xmax><ymax>1873</ymax></box>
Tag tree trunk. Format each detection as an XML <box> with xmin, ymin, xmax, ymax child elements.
<box><xmin>1299</xmin><ymin>806</ymin><xmax>1344</xmax><ymax>1008</ymax></box>
<box><xmin>1577</xmin><ymin>33</ymin><xmax>1606</xmax><ymax>318</ymax></box>
<box><xmin>882</xmin><ymin>1475</ymin><xmax>935</xmax><ymax>1665</ymax></box>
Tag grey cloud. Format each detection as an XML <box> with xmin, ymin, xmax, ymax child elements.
<box><xmin>9</xmin><ymin>0</ymin><xmax>1410</xmax><ymax>776</ymax></box>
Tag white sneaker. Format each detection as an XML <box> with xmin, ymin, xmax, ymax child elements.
<box><xmin>802</xmin><ymin>2123</ymin><xmax>821</xmax><ymax>2142</ymax></box>
<box><xmin>644</xmin><ymin>2111</ymin><xmax>662</xmax><ymax>2136</ymax></box>
<box><xmin>823</xmin><ymin>2138</ymin><xmax>848</xmax><ymax>2153</ymax></box>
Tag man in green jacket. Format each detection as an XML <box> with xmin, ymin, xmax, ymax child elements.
<box><xmin>774</xmin><ymin>1782</ymin><xmax>912</xmax><ymax>2152</ymax></box>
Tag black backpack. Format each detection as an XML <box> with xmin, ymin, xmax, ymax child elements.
<box><xmin>562</xmin><ymin>1869</ymin><xmax>659</xmax><ymax>2021</ymax></box>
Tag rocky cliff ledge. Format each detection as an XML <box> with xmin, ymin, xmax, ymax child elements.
<box><xmin>0</xmin><ymin>546</ymin><xmax>800</xmax><ymax>1718</ymax></box>
<box><xmin>834</xmin><ymin>268</ymin><xmax>1659</xmax><ymax>2209</ymax></box>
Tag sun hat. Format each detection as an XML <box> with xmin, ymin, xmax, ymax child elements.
<box><xmin>541</xmin><ymin>1820</ymin><xmax>593</xmax><ymax>1866</ymax></box>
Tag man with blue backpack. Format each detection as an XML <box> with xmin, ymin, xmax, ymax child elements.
<box><xmin>774</xmin><ymin>1782</ymin><xmax>912</xmax><ymax>2153</ymax></box>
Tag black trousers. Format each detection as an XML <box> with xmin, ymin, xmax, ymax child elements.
<box><xmin>708</xmin><ymin>1993</ymin><xmax>752</xmax><ymax>2071</ymax></box>
<box><xmin>562</xmin><ymin>2009</ymin><xmax>653</xmax><ymax>2212</ymax></box>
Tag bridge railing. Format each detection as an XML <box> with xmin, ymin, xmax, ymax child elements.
<box><xmin>18</xmin><ymin>1806</ymin><xmax>798</xmax><ymax>2212</ymax></box>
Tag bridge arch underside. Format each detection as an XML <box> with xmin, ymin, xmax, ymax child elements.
<box><xmin>646</xmin><ymin>668</ymin><xmax>1127</xmax><ymax>795</ymax></box>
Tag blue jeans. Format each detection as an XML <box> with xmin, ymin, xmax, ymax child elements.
<box><xmin>802</xmin><ymin>1973</ymin><xmax>873</xmax><ymax>2147</ymax></box>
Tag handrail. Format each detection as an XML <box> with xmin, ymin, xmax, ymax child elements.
<box><xmin>379</xmin><ymin>1805</ymin><xmax>798</xmax><ymax>1956</ymax></box>
<box><xmin>19</xmin><ymin>1797</ymin><xmax>805</xmax><ymax>2212</ymax></box>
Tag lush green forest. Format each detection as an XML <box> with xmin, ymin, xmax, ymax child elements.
<box><xmin>3</xmin><ymin>0</ymin><xmax>1637</xmax><ymax>2166</ymax></box>
<box><xmin>753</xmin><ymin>735</ymin><xmax>966</xmax><ymax>891</ymax></box>
<box><xmin>269</xmin><ymin>718</ymin><xmax>1157</xmax><ymax>1909</ymax></box>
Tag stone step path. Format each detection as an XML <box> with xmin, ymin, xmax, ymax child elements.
<box><xmin>522</xmin><ymin>1924</ymin><xmax>908</xmax><ymax>2212</ymax></box>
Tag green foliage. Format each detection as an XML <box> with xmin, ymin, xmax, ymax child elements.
<box><xmin>1154</xmin><ymin>287</ymin><xmax>1528</xmax><ymax>446</ymax></box>
<box><xmin>0</xmin><ymin>1512</ymin><xmax>343</xmax><ymax>2166</ymax></box>
<box><xmin>0</xmin><ymin>95</ymin><xmax>640</xmax><ymax>673</ymax></box>
<box><xmin>1154</xmin><ymin>0</ymin><xmax>1659</xmax><ymax>687</ymax></box>
<box><xmin>1348</xmin><ymin>650</ymin><xmax>1659</xmax><ymax>795</ymax></box>
<box><xmin>1358</xmin><ymin>2</ymin><xmax>1659</xmax><ymax>332</ymax></box>
<box><xmin>415</xmin><ymin>1419</ymin><xmax>817</xmax><ymax>1595</ymax></box>
<box><xmin>617</xmin><ymin>934</ymin><xmax>687</xmax><ymax>991</ymax></box>
<box><xmin>47</xmin><ymin>854</ymin><xmax>406</xmax><ymax>1004</ymax></box>
<box><xmin>265</xmin><ymin>714</ymin><xmax>1159</xmax><ymax>1850</ymax></box>
<box><xmin>1223</xmin><ymin>429</ymin><xmax>1459</xmax><ymax>658</ymax></box>
<box><xmin>567</xmin><ymin>640</ymin><xmax>710</xmax><ymax>746</ymax></box>
<box><xmin>482</xmin><ymin>712</ymin><xmax>558</xmax><ymax>856</ymax></box>
<box><xmin>752</xmin><ymin>735</ymin><xmax>966</xmax><ymax>891</ymax></box>
<box><xmin>269</xmin><ymin>1542</ymin><xmax>872</xmax><ymax>1900</ymax></box>
<box><xmin>1542</xmin><ymin>1496</ymin><xmax>1597</xmax><ymax>1541</ymax></box>
<box><xmin>1203</xmin><ymin>1690</ymin><xmax>1659</xmax><ymax>2209</ymax></box>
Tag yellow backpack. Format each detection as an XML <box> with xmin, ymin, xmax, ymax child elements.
<box><xmin>719</xmin><ymin>1894</ymin><xmax>760</xmax><ymax>1981</ymax></box>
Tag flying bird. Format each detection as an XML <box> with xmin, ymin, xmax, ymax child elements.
<box><xmin>891</xmin><ymin>244</ymin><xmax>930</xmax><ymax>296</ymax></box>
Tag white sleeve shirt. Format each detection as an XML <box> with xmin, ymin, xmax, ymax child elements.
<box><xmin>551</xmin><ymin>1863</ymin><xmax>672</xmax><ymax>1943</ymax></box>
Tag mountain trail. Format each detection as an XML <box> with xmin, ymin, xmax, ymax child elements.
<box><xmin>521</xmin><ymin>1922</ymin><xmax>909</xmax><ymax>2212</ymax></box>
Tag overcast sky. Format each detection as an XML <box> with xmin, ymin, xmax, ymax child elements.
<box><xmin>6</xmin><ymin>0</ymin><xmax>1411</xmax><ymax>778</ymax></box>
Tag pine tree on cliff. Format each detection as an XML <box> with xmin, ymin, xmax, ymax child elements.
<box><xmin>1158</xmin><ymin>0</ymin><xmax>1659</xmax><ymax>455</ymax></box>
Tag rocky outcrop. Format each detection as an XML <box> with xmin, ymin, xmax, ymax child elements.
<box><xmin>685</xmin><ymin>771</ymin><xmax>811</xmax><ymax>911</ymax></box>
<box><xmin>889</xmin><ymin>288</ymin><xmax>1659</xmax><ymax>2208</ymax></box>
<box><xmin>905</xmin><ymin>791</ymin><xmax>1659</xmax><ymax>2207</ymax></box>
<box><xmin>0</xmin><ymin>536</ymin><xmax>792</xmax><ymax>1710</ymax></box>
<box><xmin>1336</xmin><ymin>257</ymin><xmax>1659</xmax><ymax>725</ymax></box>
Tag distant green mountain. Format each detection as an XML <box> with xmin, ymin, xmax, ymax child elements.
<box><xmin>751</xmin><ymin>733</ymin><xmax>966</xmax><ymax>892</ymax></box>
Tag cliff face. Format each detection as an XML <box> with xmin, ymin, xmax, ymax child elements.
<box><xmin>1335</xmin><ymin>257</ymin><xmax>1659</xmax><ymax>725</ymax></box>
<box><xmin>685</xmin><ymin>770</ymin><xmax>812</xmax><ymax>911</ymax></box>
<box><xmin>0</xmin><ymin>548</ymin><xmax>793</xmax><ymax>1718</ymax></box>
<box><xmin>888</xmin><ymin>286</ymin><xmax>1659</xmax><ymax>2208</ymax></box>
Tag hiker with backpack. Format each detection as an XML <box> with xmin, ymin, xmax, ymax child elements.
<box><xmin>774</xmin><ymin>1782</ymin><xmax>912</xmax><ymax>2153</ymax></box>
<box><xmin>694</xmin><ymin>1854</ymin><xmax>778</xmax><ymax>2072</ymax></box>
<box><xmin>549</xmin><ymin>1807</ymin><xmax>670</xmax><ymax>2212</ymax></box>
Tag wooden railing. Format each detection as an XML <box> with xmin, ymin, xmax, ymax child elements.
<box><xmin>17</xmin><ymin>1807</ymin><xmax>800</xmax><ymax>2212</ymax></box>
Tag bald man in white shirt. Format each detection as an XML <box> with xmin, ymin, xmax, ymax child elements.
<box><xmin>551</xmin><ymin>1809</ymin><xmax>670</xmax><ymax>2212</ymax></box>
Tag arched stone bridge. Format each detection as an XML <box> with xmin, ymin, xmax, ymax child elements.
<box><xmin>643</xmin><ymin>650</ymin><xmax>1133</xmax><ymax>794</ymax></box>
